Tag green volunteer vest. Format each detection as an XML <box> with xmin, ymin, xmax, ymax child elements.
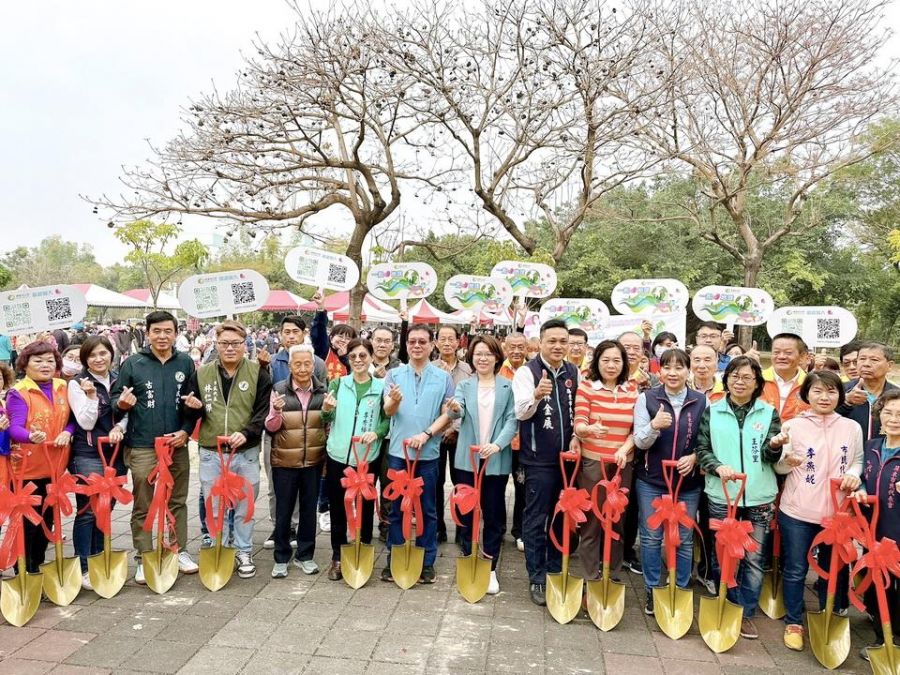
<box><xmin>326</xmin><ymin>375</ymin><xmax>385</xmax><ymax>466</ymax></box>
<box><xmin>705</xmin><ymin>397</ymin><xmax>778</xmax><ymax>507</ymax></box>
<box><xmin>197</xmin><ymin>359</ymin><xmax>259</xmax><ymax>448</ymax></box>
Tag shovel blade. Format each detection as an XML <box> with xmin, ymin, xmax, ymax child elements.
<box><xmin>546</xmin><ymin>572</ymin><xmax>584</xmax><ymax>624</ymax></box>
<box><xmin>807</xmin><ymin>610</ymin><xmax>850</xmax><ymax>670</ymax></box>
<box><xmin>586</xmin><ymin>578</ymin><xmax>626</xmax><ymax>631</ymax></box>
<box><xmin>198</xmin><ymin>544</ymin><xmax>236</xmax><ymax>592</ymax></box>
<box><xmin>391</xmin><ymin>542</ymin><xmax>424</xmax><ymax>590</ymax></box>
<box><xmin>87</xmin><ymin>549</ymin><xmax>129</xmax><ymax>599</ymax></box>
<box><xmin>455</xmin><ymin>553</ymin><xmax>491</xmax><ymax>604</ymax></box>
<box><xmin>867</xmin><ymin>640</ymin><xmax>900</xmax><ymax>675</ymax></box>
<box><xmin>0</xmin><ymin>572</ymin><xmax>43</xmax><ymax>627</ymax></box>
<box><xmin>143</xmin><ymin>550</ymin><xmax>179</xmax><ymax>595</ymax></box>
<box><xmin>653</xmin><ymin>583</ymin><xmax>694</xmax><ymax>639</ymax></box>
<box><xmin>341</xmin><ymin>542</ymin><xmax>375</xmax><ymax>589</ymax></box>
<box><xmin>758</xmin><ymin>570</ymin><xmax>786</xmax><ymax>619</ymax></box>
<box><xmin>39</xmin><ymin>556</ymin><xmax>82</xmax><ymax>606</ymax></box>
<box><xmin>698</xmin><ymin>593</ymin><xmax>743</xmax><ymax>653</ymax></box>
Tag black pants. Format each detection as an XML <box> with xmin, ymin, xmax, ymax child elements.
<box><xmin>523</xmin><ymin>464</ymin><xmax>564</xmax><ymax>585</ymax></box>
<box><xmin>21</xmin><ymin>478</ymin><xmax>53</xmax><ymax>574</ymax></box>
<box><xmin>326</xmin><ymin>455</ymin><xmax>381</xmax><ymax>561</ymax></box>
<box><xmin>437</xmin><ymin>438</ymin><xmax>459</xmax><ymax>537</ymax></box>
<box><xmin>511</xmin><ymin>451</ymin><xmax>525</xmax><ymax>539</ymax></box>
<box><xmin>865</xmin><ymin>575</ymin><xmax>900</xmax><ymax>643</ymax></box>
<box><xmin>272</xmin><ymin>465</ymin><xmax>322</xmax><ymax>564</ymax></box>
<box><xmin>456</xmin><ymin>471</ymin><xmax>508</xmax><ymax>571</ymax></box>
<box><xmin>377</xmin><ymin>438</ymin><xmax>392</xmax><ymax>531</ymax></box>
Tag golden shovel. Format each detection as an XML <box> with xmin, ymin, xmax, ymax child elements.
<box><xmin>652</xmin><ymin>460</ymin><xmax>694</xmax><ymax>640</ymax></box>
<box><xmin>0</xmin><ymin>470</ymin><xmax>45</xmax><ymax>626</ymax></box>
<box><xmin>452</xmin><ymin>446</ymin><xmax>491</xmax><ymax>603</ymax></box>
<box><xmin>758</xmin><ymin>509</ymin><xmax>786</xmax><ymax>619</ymax></box>
<box><xmin>699</xmin><ymin>474</ymin><xmax>754</xmax><ymax>654</ymax></box>
<box><xmin>341</xmin><ymin>437</ymin><xmax>377</xmax><ymax>589</ymax></box>
<box><xmin>86</xmin><ymin>437</ymin><xmax>132</xmax><ymax>598</ymax></box>
<box><xmin>387</xmin><ymin>440</ymin><xmax>425</xmax><ymax>590</ymax></box>
<box><xmin>546</xmin><ymin>451</ymin><xmax>590</xmax><ymax>625</ymax></box>
<box><xmin>142</xmin><ymin>437</ymin><xmax>179</xmax><ymax>594</ymax></box>
<box><xmin>586</xmin><ymin>459</ymin><xmax>629</xmax><ymax>631</ymax></box>
<box><xmin>39</xmin><ymin>446</ymin><xmax>81</xmax><ymax>606</ymax></box>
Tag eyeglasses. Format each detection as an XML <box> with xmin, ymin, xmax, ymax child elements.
<box><xmin>216</xmin><ymin>340</ymin><xmax>244</xmax><ymax>349</ymax></box>
<box><xmin>728</xmin><ymin>374</ymin><xmax>756</xmax><ymax>383</ymax></box>
<box><xmin>347</xmin><ymin>353</ymin><xmax>369</xmax><ymax>361</ymax></box>
<box><xmin>472</xmin><ymin>352</ymin><xmax>495</xmax><ymax>360</ymax></box>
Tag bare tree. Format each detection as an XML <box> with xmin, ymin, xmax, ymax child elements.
<box><xmin>632</xmin><ymin>0</ymin><xmax>898</xmax><ymax>343</ymax></box>
<box><xmin>90</xmin><ymin>5</ymin><xmax>440</xmax><ymax>323</ymax></box>
<box><xmin>382</xmin><ymin>0</ymin><xmax>668</xmax><ymax>262</ymax></box>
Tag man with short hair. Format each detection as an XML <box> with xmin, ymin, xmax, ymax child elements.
<box><xmin>513</xmin><ymin>319</ymin><xmax>581</xmax><ymax>605</ymax></box>
<box><xmin>382</xmin><ymin>324</ymin><xmax>455</xmax><ymax>584</ymax></box>
<box><xmin>111</xmin><ymin>310</ymin><xmax>198</xmax><ymax>583</ymax></box>
<box><xmin>690</xmin><ymin>345</ymin><xmax>725</xmax><ymax>403</ymax></box>
<box><xmin>760</xmin><ymin>333</ymin><xmax>810</xmax><ymax>422</ymax></box>
<box><xmin>839</xmin><ymin>342</ymin><xmax>899</xmax><ymax>442</ymax></box>
<box><xmin>839</xmin><ymin>340</ymin><xmax>861</xmax><ymax>383</ymax></box>
<box><xmin>371</xmin><ymin>324</ymin><xmax>402</xmax><ymax>540</ymax></box>
<box><xmin>567</xmin><ymin>328</ymin><xmax>589</xmax><ymax>374</ymax></box>
<box><xmin>181</xmin><ymin>320</ymin><xmax>272</xmax><ymax>578</ymax></box>
<box><xmin>694</xmin><ymin>321</ymin><xmax>731</xmax><ymax>372</ymax></box>
<box><xmin>500</xmin><ymin>332</ymin><xmax>528</xmax><ymax>550</ymax></box>
<box><xmin>619</xmin><ymin>331</ymin><xmax>655</xmax><ymax>391</ymax></box>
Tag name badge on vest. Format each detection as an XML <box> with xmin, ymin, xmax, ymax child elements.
<box><xmin>239</xmin><ymin>381</ymin><xmax>249</xmax><ymax>392</ymax></box>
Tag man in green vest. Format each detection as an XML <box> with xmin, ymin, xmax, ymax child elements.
<box><xmin>182</xmin><ymin>320</ymin><xmax>272</xmax><ymax>578</ymax></box>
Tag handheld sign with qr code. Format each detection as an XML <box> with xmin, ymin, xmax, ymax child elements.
<box><xmin>766</xmin><ymin>306</ymin><xmax>858</xmax><ymax>349</ymax></box>
<box><xmin>0</xmin><ymin>284</ymin><xmax>88</xmax><ymax>335</ymax></box>
<box><xmin>178</xmin><ymin>269</ymin><xmax>270</xmax><ymax>318</ymax></box>
<box><xmin>284</xmin><ymin>246</ymin><xmax>360</xmax><ymax>292</ymax></box>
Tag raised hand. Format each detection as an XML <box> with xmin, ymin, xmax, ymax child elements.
<box><xmin>322</xmin><ymin>392</ymin><xmax>337</xmax><ymax>412</ymax></box>
<box><xmin>651</xmin><ymin>408</ymin><xmax>673</xmax><ymax>431</ymax></box>
<box><xmin>387</xmin><ymin>384</ymin><xmax>403</xmax><ymax>403</ymax></box>
<box><xmin>271</xmin><ymin>391</ymin><xmax>286</xmax><ymax>412</ymax></box>
<box><xmin>117</xmin><ymin>386</ymin><xmax>137</xmax><ymax>410</ymax></box>
<box><xmin>181</xmin><ymin>392</ymin><xmax>203</xmax><ymax>410</ymax></box>
<box><xmin>80</xmin><ymin>377</ymin><xmax>97</xmax><ymax>400</ymax></box>
<box><xmin>534</xmin><ymin>372</ymin><xmax>553</xmax><ymax>400</ymax></box>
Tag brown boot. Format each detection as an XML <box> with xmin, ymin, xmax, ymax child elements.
<box><xmin>327</xmin><ymin>561</ymin><xmax>342</xmax><ymax>581</ymax></box>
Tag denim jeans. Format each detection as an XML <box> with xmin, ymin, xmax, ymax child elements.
<box><xmin>708</xmin><ymin>500</ymin><xmax>774</xmax><ymax>618</ymax></box>
<box><xmin>198</xmin><ymin>489</ymin><xmax>235</xmax><ymax>538</ymax></box>
<box><xmin>778</xmin><ymin>510</ymin><xmax>849</xmax><ymax>625</ymax></box>
<box><xmin>198</xmin><ymin>447</ymin><xmax>260</xmax><ymax>553</ymax></box>
<box><xmin>386</xmin><ymin>455</ymin><xmax>439</xmax><ymax>567</ymax></box>
<box><xmin>635</xmin><ymin>479</ymin><xmax>701</xmax><ymax>591</ymax></box>
<box><xmin>522</xmin><ymin>464</ymin><xmax>563</xmax><ymax>585</ymax></box>
<box><xmin>69</xmin><ymin>453</ymin><xmax>127</xmax><ymax>573</ymax></box>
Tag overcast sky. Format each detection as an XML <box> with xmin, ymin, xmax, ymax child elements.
<box><xmin>2</xmin><ymin>1</ymin><xmax>899</xmax><ymax>268</ymax></box>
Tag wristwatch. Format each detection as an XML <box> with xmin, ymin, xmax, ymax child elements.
<box><xmin>424</xmin><ymin>429</ymin><xmax>433</xmax><ymax>439</ymax></box>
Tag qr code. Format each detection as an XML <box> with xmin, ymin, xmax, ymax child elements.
<box><xmin>193</xmin><ymin>286</ymin><xmax>219</xmax><ymax>313</ymax></box>
<box><xmin>231</xmin><ymin>281</ymin><xmax>256</xmax><ymax>305</ymax></box>
<box><xmin>327</xmin><ymin>263</ymin><xmax>347</xmax><ymax>286</ymax></box>
<box><xmin>816</xmin><ymin>318</ymin><xmax>840</xmax><ymax>341</ymax></box>
<box><xmin>45</xmin><ymin>297</ymin><xmax>72</xmax><ymax>322</ymax></box>
<box><xmin>781</xmin><ymin>318</ymin><xmax>804</xmax><ymax>336</ymax></box>
<box><xmin>294</xmin><ymin>255</ymin><xmax>318</xmax><ymax>280</ymax></box>
<box><xmin>2</xmin><ymin>302</ymin><xmax>32</xmax><ymax>329</ymax></box>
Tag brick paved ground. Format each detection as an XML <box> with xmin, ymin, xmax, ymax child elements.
<box><xmin>0</xmin><ymin>446</ymin><xmax>879</xmax><ymax>674</ymax></box>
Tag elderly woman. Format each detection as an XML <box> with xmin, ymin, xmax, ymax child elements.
<box><xmin>5</xmin><ymin>341</ymin><xmax>75</xmax><ymax>573</ymax></box>
<box><xmin>265</xmin><ymin>344</ymin><xmax>327</xmax><ymax>579</ymax></box>
<box><xmin>67</xmin><ymin>335</ymin><xmax>128</xmax><ymax>590</ymax></box>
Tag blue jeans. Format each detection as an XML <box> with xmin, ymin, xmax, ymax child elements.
<box><xmin>635</xmin><ymin>479</ymin><xmax>701</xmax><ymax>591</ymax></box>
<box><xmin>708</xmin><ymin>500</ymin><xmax>774</xmax><ymax>618</ymax></box>
<box><xmin>69</xmin><ymin>453</ymin><xmax>127</xmax><ymax>573</ymax></box>
<box><xmin>522</xmin><ymin>464</ymin><xmax>563</xmax><ymax>585</ymax></box>
<box><xmin>386</xmin><ymin>455</ymin><xmax>439</xmax><ymax>567</ymax></box>
<box><xmin>198</xmin><ymin>447</ymin><xmax>260</xmax><ymax>553</ymax></box>
<box><xmin>199</xmin><ymin>489</ymin><xmax>234</xmax><ymax>538</ymax></box>
<box><xmin>778</xmin><ymin>510</ymin><xmax>848</xmax><ymax>625</ymax></box>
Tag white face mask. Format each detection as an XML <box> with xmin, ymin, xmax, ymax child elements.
<box><xmin>654</xmin><ymin>344</ymin><xmax>673</xmax><ymax>359</ymax></box>
<box><xmin>62</xmin><ymin>361</ymin><xmax>82</xmax><ymax>377</ymax></box>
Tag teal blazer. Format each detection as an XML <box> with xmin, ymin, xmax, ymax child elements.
<box><xmin>449</xmin><ymin>375</ymin><xmax>517</xmax><ymax>475</ymax></box>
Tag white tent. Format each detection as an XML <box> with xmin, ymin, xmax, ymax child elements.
<box><xmin>122</xmin><ymin>288</ymin><xmax>181</xmax><ymax>311</ymax></box>
<box><xmin>72</xmin><ymin>284</ymin><xmax>149</xmax><ymax>309</ymax></box>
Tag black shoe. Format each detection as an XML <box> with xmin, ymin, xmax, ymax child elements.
<box><xmin>437</xmin><ymin>530</ymin><xmax>448</xmax><ymax>543</ymax></box>
<box><xmin>381</xmin><ymin>566</ymin><xmax>393</xmax><ymax>582</ymax></box>
<box><xmin>419</xmin><ymin>565</ymin><xmax>436</xmax><ymax>584</ymax></box>
<box><xmin>530</xmin><ymin>583</ymin><xmax>547</xmax><ymax>606</ymax></box>
<box><xmin>644</xmin><ymin>590</ymin><xmax>654</xmax><ymax>615</ymax></box>
<box><xmin>624</xmin><ymin>556</ymin><xmax>643</xmax><ymax>575</ymax></box>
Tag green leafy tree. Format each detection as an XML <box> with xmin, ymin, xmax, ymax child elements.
<box><xmin>0</xmin><ymin>236</ymin><xmax>103</xmax><ymax>288</ymax></box>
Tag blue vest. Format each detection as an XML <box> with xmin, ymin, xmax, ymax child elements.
<box><xmin>636</xmin><ymin>386</ymin><xmax>706</xmax><ymax>491</ymax></box>
<box><xmin>387</xmin><ymin>363</ymin><xmax>452</xmax><ymax>461</ymax></box>
<box><xmin>861</xmin><ymin>438</ymin><xmax>900</xmax><ymax>542</ymax></box>
<box><xmin>518</xmin><ymin>358</ymin><xmax>579</xmax><ymax>467</ymax></box>
<box><xmin>71</xmin><ymin>369</ymin><xmax>119</xmax><ymax>462</ymax></box>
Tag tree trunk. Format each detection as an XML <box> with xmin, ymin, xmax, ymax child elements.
<box><xmin>739</xmin><ymin>255</ymin><xmax>763</xmax><ymax>349</ymax></box>
<box><xmin>345</xmin><ymin>221</ymin><xmax>368</xmax><ymax>330</ymax></box>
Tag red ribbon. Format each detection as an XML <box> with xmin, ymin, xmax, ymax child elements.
<box><xmin>41</xmin><ymin>471</ymin><xmax>83</xmax><ymax>543</ymax></box>
<box><xmin>595</xmin><ymin>474</ymin><xmax>629</xmax><ymax>537</ymax></box>
<box><xmin>449</xmin><ymin>483</ymin><xmax>479</xmax><ymax>528</ymax></box>
<box><xmin>205</xmin><ymin>470</ymin><xmax>255</xmax><ymax>539</ymax></box>
<box><xmin>549</xmin><ymin>486</ymin><xmax>591</xmax><ymax>554</ymax></box>
<box><xmin>849</xmin><ymin>537</ymin><xmax>900</xmax><ymax>613</ymax></box>
<box><xmin>648</xmin><ymin>494</ymin><xmax>695</xmax><ymax>551</ymax></box>
<box><xmin>710</xmin><ymin>516</ymin><xmax>759</xmax><ymax>588</ymax></box>
<box><xmin>341</xmin><ymin>461</ymin><xmax>377</xmax><ymax>536</ymax></box>
<box><xmin>808</xmin><ymin>510</ymin><xmax>864</xmax><ymax>579</ymax></box>
<box><xmin>83</xmin><ymin>467</ymin><xmax>133</xmax><ymax>536</ymax></box>
<box><xmin>143</xmin><ymin>439</ymin><xmax>177</xmax><ymax>551</ymax></box>
<box><xmin>383</xmin><ymin>468</ymin><xmax>424</xmax><ymax>541</ymax></box>
<box><xmin>0</xmin><ymin>482</ymin><xmax>43</xmax><ymax>569</ymax></box>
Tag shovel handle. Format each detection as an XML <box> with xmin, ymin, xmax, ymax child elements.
<box><xmin>721</xmin><ymin>473</ymin><xmax>747</xmax><ymax>518</ymax></box>
<box><xmin>96</xmin><ymin>436</ymin><xmax>122</xmax><ymax>470</ymax></box>
<box><xmin>350</xmin><ymin>435</ymin><xmax>373</xmax><ymax>465</ymax></box>
<box><xmin>661</xmin><ymin>459</ymin><xmax>684</xmax><ymax>502</ymax></box>
<box><xmin>559</xmin><ymin>450</ymin><xmax>581</xmax><ymax>488</ymax></box>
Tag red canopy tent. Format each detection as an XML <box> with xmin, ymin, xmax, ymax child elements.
<box><xmin>257</xmin><ymin>290</ymin><xmax>308</xmax><ymax>312</ymax></box>
<box><xmin>408</xmin><ymin>299</ymin><xmax>466</xmax><ymax>324</ymax></box>
<box><xmin>297</xmin><ymin>291</ymin><xmax>349</xmax><ymax>313</ymax></box>
<box><xmin>297</xmin><ymin>292</ymin><xmax>400</xmax><ymax>323</ymax></box>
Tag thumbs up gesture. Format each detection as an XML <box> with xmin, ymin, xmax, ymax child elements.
<box><xmin>534</xmin><ymin>371</ymin><xmax>553</xmax><ymax>401</ymax></box>
<box><xmin>846</xmin><ymin>381</ymin><xmax>867</xmax><ymax>406</ymax></box>
<box><xmin>181</xmin><ymin>392</ymin><xmax>203</xmax><ymax>410</ymax></box>
<box><xmin>650</xmin><ymin>408</ymin><xmax>673</xmax><ymax>431</ymax></box>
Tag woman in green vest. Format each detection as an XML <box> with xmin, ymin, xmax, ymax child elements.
<box><xmin>695</xmin><ymin>355</ymin><xmax>789</xmax><ymax>641</ymax></box>
<box><xmin>321</xmin><ymin>338</ymin><xmax>389</xmax><ymax>581</ymax></box>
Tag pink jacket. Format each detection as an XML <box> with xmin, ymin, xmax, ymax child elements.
<box><xmin>776</xmin><ymin>411</ymin><xmax>863</xmax><ymax>524</ymax></box>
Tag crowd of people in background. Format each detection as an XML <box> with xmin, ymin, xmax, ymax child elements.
<box><xmin>0</xmin><ymin>300</ymin><xmax>897</xmax><ymax>661</ymax></box>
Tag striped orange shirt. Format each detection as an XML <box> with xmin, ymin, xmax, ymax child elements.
<box><xmin>574</xmin><ymin>380</ymin><xmax>638</xmax><ymax>461</ymax></box>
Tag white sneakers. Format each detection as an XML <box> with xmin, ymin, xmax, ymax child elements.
<box><xmin>293</xmin><ymin>559</ymin><xmax>320</xmax><ymax>575</ymax></box>
<box><xmin>271</xmin><ymin>562</ymin><xmax>288</xmax><ymax>579</ymax></box>
<box><xmin>235</xmin><ymin>551</ymin><xmax>256</xmax><ymax>579</ymax></box>
<box><xmin>516</xmin><ymin>538</ymin><xmax>525</xmax><ymax>552</ymax></box>
<box><xmin>81</xmin><ymin>572</ymin><xmax>93</xmax><ymax>591</ymax></box>
<box><xmin>135</xmin><ymin>563</ymin><xmax>146</xmax><ymax>585</ymax></box>
<box><xmin>487</xmin><ymin>571</ymin><xmax>500</xmax><ymax>595</ymax></box>
<box><xmin>318</xmin><ymin>512</ymin><xmax>331</xmax><ymax>533</ymax></box>
<box><xmin>178</xmin><ymin>551</ymin><xmax>199</xmax><ymax>574</ymax></box>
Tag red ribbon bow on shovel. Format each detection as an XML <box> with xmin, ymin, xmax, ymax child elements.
<box><xmin>808</xmin><ymin>510</ymin><xmax>865</xmax><ymax>578</ymax></box>
<box><xmin>206</xmin><ymin>471</ymin><xmax>255</xmax><ymax>539</ymax></box>
<box><xmin>41</xmin><ymin>471</ymin><xmax>83</xmax><ymax>542</ymax></box>
<box><xmin>648</xmin><ymin>494</ymin><xmax>695</xmax><ymax>551</ymax></box>
<box><xmin>449</xmin><ymin>483</ymin><xmax>479</xmax><ymax>527</ymax></box>
<box><xmin>710</xmin><ymin>516</ymin><xmax>759</xmax><ymax>588</ymax></box>
<box><xmin>549</xmin><ymin>486</ymin><xmax>591</xmax><ymax>553</ymax></box>
<box><xmin>143</xmin><ymin>439</ymin><xmax>177</xmax><ymax>551</ymax></box>
<box><xmin>341</xmin><ymin>464</ymin><xmax>377</xmax><ymax>535</ymax></box>
<box><xmin>596</xmin><ymin>473</ymin><xmax>630</xmax><ymax>536</ymax></box>
<box><xmin>383</xmin><ymin>468</ymin><xmax>424</xmax><ymax>541</ymax></box>
<box><xmin>83</xmin><ymin>468</ymin><xmax>133</xmax><ymax>536</ymax></box>
<box><xmin>0</xmin><ymin>482</ymin><xmax>43</xmax><ymax>570</ymax></box>
<box><xmin>850</xmin><ymin>537</ymin><xmax>900</xmax><ymax>612</ymax></box>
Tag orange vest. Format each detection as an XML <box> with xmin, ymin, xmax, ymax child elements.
<box><xmin>11</xmin><ymin>377</ymin><xmax>71</xmax><ymax>480</ymax></box>
<box><xmin>499</xmin><ymin>361</ymin><xmax>520</xmax><ymax>451</ymax></box>
<box><xmin>760</xmin><ymin>369</ymin><xmax>809</xmax><ymax>422</ymax></box>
